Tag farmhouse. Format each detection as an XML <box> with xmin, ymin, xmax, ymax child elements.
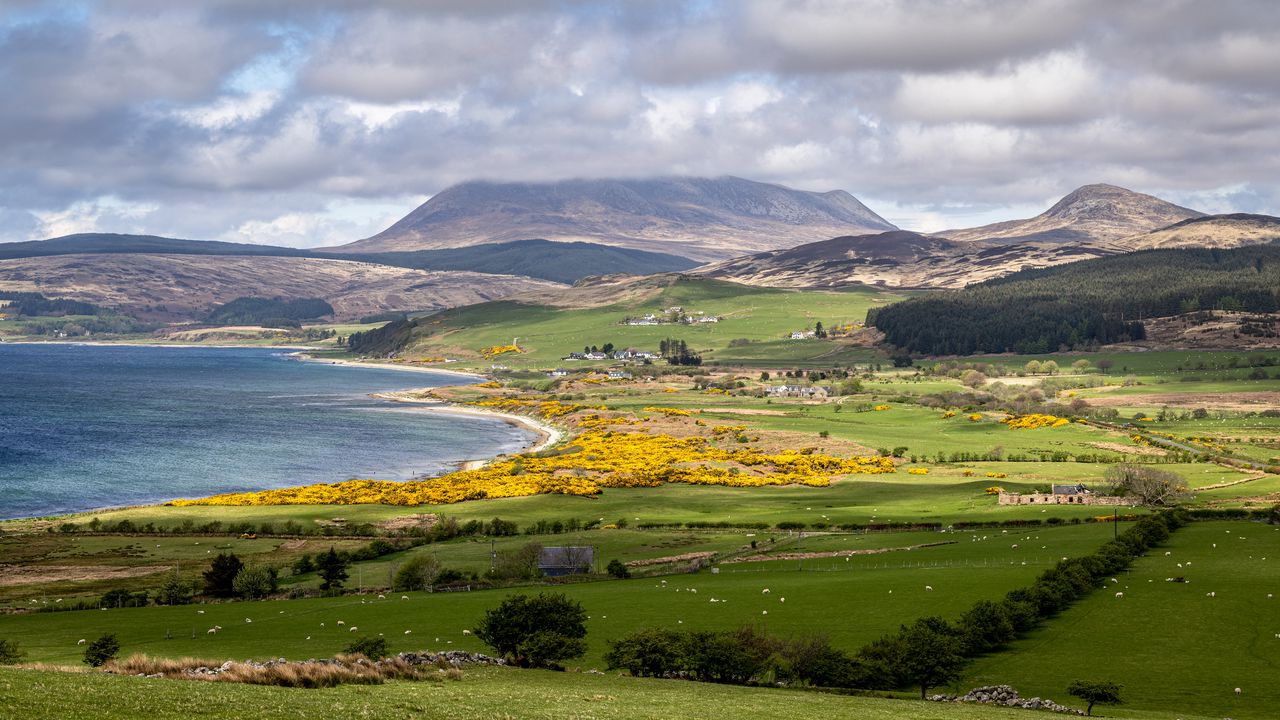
<box><xmin>998</xmin><ymin>483</ymin><xmax>1130</xmax><ymax>506</ymax></box>
<box><xmin>548</xmin><ymin>369</ymin><xmax>570</xmax><ymax>377</ymax></box>
<box><xmin>789</xmin><ymin>330</ymin><xmax>815</xmax><ymax>340</ymax></box>
<box><xmin>607</xmin><ymin>369</ymin><xmax>633</xmax><ymax>380</ymax></box>
<box><xmin>767</xmin><ymin>384</ymin><xmax>828</xmax><ymax>399</ymax></box>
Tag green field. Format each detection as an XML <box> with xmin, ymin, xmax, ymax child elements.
<box><xmin>969</xmin><ymin>521</ymin><xmax>1280</xmax><ymax>719</ymax></box>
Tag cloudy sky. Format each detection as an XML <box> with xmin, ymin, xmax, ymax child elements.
<box><xmin>1</xmin><ymin>0</ymin><xmax>1277</xmax><ymax>247</ymax></box>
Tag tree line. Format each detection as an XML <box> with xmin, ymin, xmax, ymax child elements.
<box><xmin>869</xmin><ymin>245</ymin><xmax>1280</xmax><ymax>355</ymax></box>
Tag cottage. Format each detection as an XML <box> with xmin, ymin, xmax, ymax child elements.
<box><xmin>607</xmin><ymin>370</ymin><xmax>633</xmax><ymax>380</ymax></box>
<box><xmin>998</xmin><ymin>483</ymin><xmax>1129</xmax><ymax>506</ymax></box>
<box><xmin>548</xmin><ymin>369</ymin><xmax>571</xmax><ymax>377</ymax></box>
<box><xmin>538</xmin><ymin>546</ymin><xmax>594</xmax><ymax>576</ymax></box>
<box><xmin>584</xmin><ymin>352</ymin><xmax>608</xmax><ymax>360</ymax></box>
<box><xmin>766</xmin><ymin>384</ymin><xmax>829</xmax><ymax>399</ymax></box>
<box><xmin>789</xmin><ymin>331</ymin><xmax>815</xmax><ymax>340</ymax></box>
<box><xmin>562</xmin><ymin>352</ymin><xmax>586</xmax><ymax>361</ymax></box>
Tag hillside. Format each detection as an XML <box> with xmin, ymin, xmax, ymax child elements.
<box><xmin>696</xmin><ymin>230</ymin><xmax>1110</xmax><ymax>289</ymax></box>
<box><xmin>331</xmin><ymin>176</ymin><xmax>897</xmax><ymax>261</ymax></box>
<box><xmin>1111</xmin><ymin>213</ymin><xmax>1280</xmax><ymax>251</ymax></box>
<box><xmin>345</xmin><ymin>274</ymin><xmax>902</xmax><ymax>366</ymax></box>
<box><xmin>941</xmin><ymin>183</ymin><xmax>1204</xmax><ymax>245</ymax></box>
<box><xmin>868</xmin><ymin>244</ymin><xmax>1280</xmax><ymax>355</ymax></box>
<box><xmin>0</xmin><ymin>254</ymin><xmax>561</xmax><ymax>322</ymax></box>
<box><xmin>0</xmin><ymin>234</ymin><xmax>697</xmax><ymax>284</ymax></box>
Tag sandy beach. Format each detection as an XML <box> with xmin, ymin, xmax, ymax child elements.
<box><xmin>292</xmin><ymin>352</ymin><xmax>488</xmax><ymax>381</ymax></box>
<box><xmin>372</xmin><ymin>390</ymin><xmax>564</xmax><ymax>467</ymax></box>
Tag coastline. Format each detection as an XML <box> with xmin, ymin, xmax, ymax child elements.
<box><xmin>373</xmin><ymin>391</ymin><xmax>564</xmax><ymax>468</ymax></box>
<box><xmin>291</xmin><ymin>352</ymin><xmax>489</xmax><ymax>381</ymax></box>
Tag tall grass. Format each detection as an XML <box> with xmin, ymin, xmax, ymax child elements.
<box><xmin>106</xmin><ymin>653</ymin><xmax>462</xmax><ymax>688</ymax></box>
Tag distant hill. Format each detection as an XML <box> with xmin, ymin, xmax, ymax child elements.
<box><xmin>204</xmin><ymin>297</ymin><xmax>335</xmax><ymax>327</ymax></box>
<box><xmin>1110</xmin><ymin>213</ymin><xmax>1280</xmax><ymax>251</ymax></box>
<box><xmin>941</xmin><ymin>184</ymin><xmax>1204</xmax><ymax>246</ymax></box>
<box><xmin>341</xmin><ymin>239</ymin><xmax>698</xmax><ymax>284</ymax></box>
<box><xmin>868</xmin><ymin>244</ymin><xmax>1280</xmax><ymax>356</ymax></box>
<box><xmin>697</xmin><ymin>230</ymin><xmax>1110</xmax><ymax>289</ymax></box>
<box><xmin>0</xmin><ymin>234</ymin><xmax>696</xmax><ymax>284</ymax></box>
<box><xmin>0</xmin><ymin>254</ymin><xmax>561</xmax><ymax>322</ymax></box>
<box><xmin>330</xmin><ymin>176</ymin><xmax>897</xmax><ymax>261</ymax></box>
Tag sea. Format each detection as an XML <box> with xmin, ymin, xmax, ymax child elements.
<box><xmin>0</xmin><ymin>344</ymin><xmax>534</xmax><ymax>520</ymax></box>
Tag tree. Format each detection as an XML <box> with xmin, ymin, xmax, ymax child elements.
<box><xmin>606</xmin><ymin>559</ymin><xmax>631</xmax><ymax>579</ymax></box>
<box><xmin>604</xmin><ymin>627</ymin><xmax>686</xmax><ymax>677</ymax></box>
<box><xmin>344</xmin><ymin>636</ymin><xmax>390</xmax><ymax>659</ymax></box>
<box><xmin>1103</xmin><ymin>464</ymin><xmax>1189</xmax><ymax>506</ymax></box>
<box><xmin>155</xmin><ymin>571</ymin><xmax>193</xmax><ymax>606</ymax></box>
<box><xmin>233</xmin><ymin>565</ymin><xmax>279</xmax><ymax>599</ymax></box>
<box><xmin>814</xmin><ymin>321</ymin><xmax>827</xmax><ymax>339</ymax></box>
<box><xmin>316</xmin><ymin>547</ymin><xmax>350</xmax><ymax>591</ymax></box>
<box><xmin>0</xmin><ymin>638</ymin><xmax>24</xmax><ymax>665</ymax></box>
<box><xmin>1071</xmin><ymin>359</ymin><xmax>1091</xmax><ymax>372</ymax></box>
<box><xmin>493</xmin><ymin>542</ymin><xmax>543</xmax><ymax>580</ymax></box>
<box><xmin>202</xmin><ymin>552</ymin><xmax>243</xmax><ymax>597</ymax></box>
<box><xmin>1096</xmin><ymin>358</ymin><xmax>1114</xmax><ymax>372</ymax></box>
<box><xmin>961</xmin><ymin>370</ymin><xmax>987</xmax><ymax>388</ymax></box>
<box><xmin>393</xmin><ymin>555</ymin><xmax>442</xmax><ymax>591</ymax></box>
<box><xmin>82</xmin><ymin>634</ymin><xmax>120</xmax><ymax>667</ymax></box>
<box><xmin>1067</xmin><ymin>680</ymin><xmax>1122</xmax><ymax>716</ymax></box>
<box><xmin>1024</xmin><ymin>360</ymin><xmax>1043</xmax><ymax>375</ymax></box>
<box><xmin>474</xmin><ymin>592</ymin><xmax>587</xmax><ymax>668</ymax></box>
<box><xmin>897</xmin><ymin>617</ymin><xmax>966</xmax><ymax>699</ymax></box>
<box><xmin>1042</xmin><ymin>360</ymin><xmax>1060</xmax><ymax>375</ymax></box>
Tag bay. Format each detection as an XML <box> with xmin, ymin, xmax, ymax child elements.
<box><xmin>0</xmin><ymin>344</ymin><xmax>532</xmax><ymax>519</ymax></box>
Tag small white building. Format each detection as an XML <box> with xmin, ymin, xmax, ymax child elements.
<box><xmin>608</xmin><ymin>370</ymin><xmax>633</xmax><ymax>380</ymax></box>
<box><xmin>766</xmin><ymin>384</ymin><xmax>828</xmax><ymax>399</ymax></box>
<box><xmin>548</xmin><ymin>369</ymin><xmax>570</xmax><ymax>377</ymax></box>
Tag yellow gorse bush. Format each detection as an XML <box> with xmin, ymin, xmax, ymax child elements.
<box><xmin>643</xmin><ymin>406</ymin><xmax>695</xmax><ymax>417</ymax></box>
<box><xmin>873</xmin><ymin>404</ymin><xmax>891</xmax><ymax>411</ymax></box>
<box><xmin>169</xmin><ymin>430</ymin><xmax>897</xmax><ymax>508</ymax></box>
<box><xmin>907</xmin><ymin>467</ymin><xmax>929</xmax><ymax>475</ymax></box>
<box><xmin>480</xmin><ymin>345</ymin><xmax>520</xmax><ymax>357</ymax></box>
<box><xmin>1002</xmin><ymin>414</ymin><xmax>1071</xmax><ymax>430</ymax></box>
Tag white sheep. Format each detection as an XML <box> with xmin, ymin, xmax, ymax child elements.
<box><xmin>1235</xmin><ymin>687</ymin><xmax>1242</xmax><ymax>696</ymax></box>
<box><xmin>77</xmin><ymin>639</ymin><xmax>86</xmax><ymax>645</ymax></box>
<box><xmin>245</xmin><ymin>618</ymin><xmax>252</xmax><ymax>623</ymax></box>
<box><xmin>1164</xmin><ymin>551</ymin><xmax>1171</xmax><ymax>556</ymax></box>
<box><xmin>404</xmin><ymin>630</ymin><xmax>412</xmax><ymax>635</ymax></box>
<box><xmin>925</xmin><ymin>585</ymin><xmax>933</xmax><ymax>591</ymax></box>
<box><xmin>197</xmin><ymin>610</ymin><xmax>205</xmax><ymax>614</ymax></box>
<box><xmin>336</xmin><ymin>620</ymin><xmax>345</xmax><ymax>626</ymax></box>
<box><xmin>762</xmin><ymin>610</ymin><xmax>768</xmax><ymax>615</ymax></box>
<box><xmin>1115</xmin><ymin>592</ymin><xmax>1124</xmax><ymax>598</ymax></box>
<box><xmin>306</xmin><ymin>636</ymin><xmax>311</xmax><ymax>640</ymax></box>
<box><xmin>401</xmin><ymin>596</ymin><xmax>409</xmax><ymax>600</ymax></box>
<box><xmin>462</xmin><ymin>629</ymin><xmax>472</xmax><ymax>635</ymax></box>
<box><xmin>761</xmin><ymin>588</ymin><xmax>770</xmax><ymax>594</ymax></box>
<box><xmin>349</xmin><ymin>626</ymin><xmax>358</xmax><ymax>632</ymax></box>
<box><xmin>207</xmin><ymin>628</ymin><xmax>218</xmax><ymax>634</ymax></box>
<box><xmin>779</xmin><ymin>598</ymin><xmax>785</xmax><ymax>603</ymax></box>
<box><xmin>1207</xmin><ymin>591</ymin><xmax>1216</xmax><ymax>597</ymax></box>
<box><xmin>378</xmin><ymin>594</ymin><xmax>385</xmax><ymax>600</ymax></box>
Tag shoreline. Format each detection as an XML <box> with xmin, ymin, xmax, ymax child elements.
<box><xmin>292</xmin><ymin>352</ymin><xmax>488</xmax><ymax>381</ymax></box>
<box><xmin>1</xmin><ymin>339</ymin><xmax>324</xmax><ymax>350</ymax></box>
<box><xmin>372</xmin><ymin>391</ymin><xmax>564</xmax><ymax>467</ymax></box>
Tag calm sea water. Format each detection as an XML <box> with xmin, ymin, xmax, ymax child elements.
<box><xmin>0</xmin><ymin>344</ymin><xmax>533</xmax><ymax>520</ymax></box>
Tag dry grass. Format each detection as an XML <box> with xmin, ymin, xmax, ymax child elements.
<box><xmin>106</xmin><ymin>653</ymin><xmax>463</xmax><ymax>688</ymax></box>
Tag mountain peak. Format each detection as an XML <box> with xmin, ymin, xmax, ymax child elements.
<box><xmin>329</xmin><ymin>175</ymin><xmax>896</xmax><ymax>262</ymax></box>
<box><xmin>1043</xmin><ymin>184</ymin><xmax>1201</xmax><ymax>223</ymax></box>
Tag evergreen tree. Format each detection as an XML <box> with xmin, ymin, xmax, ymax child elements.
<box><xmin>316</xmin><ymin>547</ymin><xmax>350</xmax><ymax>591</ymax></box>
<box><xmin>202</xmin><ymin>553</ymin><xmax>243</xmax><ymax>597</ymax></box>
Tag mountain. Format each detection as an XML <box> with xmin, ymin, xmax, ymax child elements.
<box><xmin>330</xmin><ymin>176</ymin><xmax>897</xmax><ymax>261</ymax></box>
<box><xmin>1110</xmin><ymin>213</ymin><xmax>1280</xmax><ymax>252</ymax></box>
<box><xmin>697</xmin><ymin>230</ymin><xmax>1110</xmax><ymax>289</ymax></box>
<box><xmin>0</xmin><ymin>233</ymin><xmax>697</xmax><ymax>284</ymax></box>
<box><xmin>0</xmin><ymin>254</ymin><xmax>561</xmax><ymax>322</ymax></box>
<box><xmin>941</xmin><ymin>184</ymin><xmax>1204</xmax><ymax>245</ymax></box>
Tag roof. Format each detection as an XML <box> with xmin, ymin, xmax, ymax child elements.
<box><xmin>1052</xmin><ymin>483</ymin><xmax>1089</xmax><ymax>495</ymax></box>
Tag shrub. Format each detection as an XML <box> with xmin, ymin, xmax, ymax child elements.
<box><xmin>604</xmin><ymin>628</ymin><xmax>687</xmax><ymax>677</ymax></box>
<box><xmin>474</xmin><ymin>592</ymin><xmax>587</xmax><ymax>668</ymax></box>
<box><xmin>606</xmin><ymin>559</ymin><xmax>631</xmax><ymax>579</ymax></box>
<box><xmin>0</xmin><ymin>638</ymin><xmax>24</xmax><ymax>665</ymax></box>
<box><xmin>1067</xmin><ymin>679</ymin><xmax>1123</xmax><ymax>715</ymax></box>
<box><xmin>83</xmin><ymin>634</ymin><xmax>120</xmax><ymax>667</ymax></box>
<box><xmin>155</xmin><ymin>572</ymin><xmax>194</xmax><ymax>606</ymax></box>
<box><xmin>233</xmin><ymin>565</ymin><xmax>280</xmax><ymax>599</ymax></box>
<box><xmin>344</xmin><ymin>636</ymin><xmax>390</xmax><ymax>660</ymax></box>
<box><xmin>393</xmin><ymin>555</ymin><xmax>442</xmax><ymax>592</ymax></box>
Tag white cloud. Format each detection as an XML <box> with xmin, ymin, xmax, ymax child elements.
<box><xmin>894</xmin><ymin>52</ymin><xmax>1100</xmax><ymax>125</ymax></box>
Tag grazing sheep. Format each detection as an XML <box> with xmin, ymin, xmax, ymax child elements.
<box><xmin>378</xmin><ymin>594</ymin><xmax>385</xmax><ymax>600</ymax></box>
<box><xmin>761</xmin><ymin>589</ymin><xmax>770</xmax><ymax>594</ymax></box>
<box><xmin>1110</xmin><ymin>578</ymin><xmax>1119</xmax><ymax>584</ymax></box>
<box><xmin>462</xmin><ymin>629</ymin><xmax>472</xmax><ymax>635</ymax></box>
<box><xmin>925</xmin><ymin>585</ymin><xmax>933</xmax><ymax>591</ymax></box>
<box><xmin>401</xmin><ymin>596</ymin><xmax>409</xmax><ymax>600</ymax></box>
<box><xmin>245</xmin><ymin>618</ymin><xmax>252</xmax><ymax>623</ymax></box>
<box><xmin>1207</xmin><ymin>592</ymin><xmax>1216</xmax><ymax>597</ymax></box>
<box><xmin>762</xmin><ymin>610</ymin><xmax>768</xmax><ymax>615</ymax></box>
<box><xmin>404</xmin><ymin>630</ymin><xmax>412</xmax><ymax>635</ymax></box>
<box><xmin>306</xmin><ymin>636</ymin><xmax>311</xmax><ymax>640</ymax></box>
<box><xmin>1011</xmin><ymin>544</ymin><xmax>1019</xmax><ymax>549</ymax></box>
<box><xmin>197</xmin><ymin>610</ymin><xmax>205</xmax><ymax>615</ymax></box>
<box><xmin>1235</xmin><ymin>687</ymin><xmax>1242</xmax><ymax>696</ymax></box>
<box><xmin>1165</xmin><ymin>551</ymin><xmax>1171</xmax><ymax>556</ymax></box>
<box><xmin>207</xmin><ymin>628</ymin><xmax>218</xmax><ymax>634</ymax></box>
<box><xmin>77</xmin><ymin>639</ymin><xmax>86</xmax><ymax>646</ymax></box>
<box><xmin>1115</xmin><ymin>592</ymin><xmax>1124</xmax><ymax>598</ymax></box>
<box><xmin>349</xmin><ymin>626</ymin><xmax>358</xmax><ymax>632</ymax></box>
<box><xmin>779</xmin><ymin>598</ymin><xmax>785</xmax><ymax>603</ymax></box>
<box><xmin>336</xmin><ymin>621</ymin><xmax>345</xmax><ymax>626</ymax></box>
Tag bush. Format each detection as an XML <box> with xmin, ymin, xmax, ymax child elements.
<box><xmin>344</xmin><ymin>636</ymin><xmax>390</xmax><ymax>660</ymax></box>
<box><xmin>155</xmin><ymin>572</ymin><xmax>194</xmax><ymax>606</ymax></box>
<box><xmin>604</xmin><ymin>628</ymin><xmax>687</xmax><ymax>677</ymax></box>
<box><xmin>474</xmin><ymin>592</ymin><xmax>587</xmax><ymax>668</ymax></box>
<box><xmin>393</xmin><ymin>555</ymin><xmax>442</xmax><ymax>592</ymax></box>
<box><xmin>606</xmin><ymin>559</ymin><xmax>631</xmax><ymax>579</ymax></box>
<box><xmin>1067</xmin><ymin>679</ymin><xmax>1123</xmax><ymax>715</ymax></box>
<box><xmin>0</xmin><ymin>638</ymin><xmax>24</xmax><ymax>665</ymax></box>
<box><xmin>233</xmin><ymin>565</ymin><xmax>280</xmax><ymax>599</ymax></box>
<box><xmin>83</xmin><ymin>634</ymin><xmax>120</xmax><ymax>667</ymax></box>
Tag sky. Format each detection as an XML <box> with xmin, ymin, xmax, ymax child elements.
<box><xmin>1</xmin><ymin>0</ymin><xmax>1278</xmax><ymax>247</ymax></box>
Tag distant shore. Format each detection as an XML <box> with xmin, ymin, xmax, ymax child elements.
<box><xmin>372</xmin><ymin>390</ymin><xmax>563</xmax><ymax>468</ymax></box>
<box><xmin>292</xmin><ymin>352</ymin><xmax>487</xmax><ymax>381</ymax></box>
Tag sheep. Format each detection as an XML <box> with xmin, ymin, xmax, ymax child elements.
<box><xmin>1011</xmin><ymin>544</ymin><xmax>1019</xmax><ymax>549</ymax></box>
<box><xmin>349</xmin><ymin>626</ymin><xmax>358</xmax><ymax>632</ymax></box>
<box><xmin>779</xmin><ymin>597</ymin><xmax>785</xmax><ymax>603</ymax></box>
<box><xmin>404</xmin><ymin>630</ymin><xmax>412</xmax><ymax>635</ymax></box>
<box><xmin>1115</xmin><ymin>592</ymin><xmax>1124</xmax><ymax>598</ymax></box>
<box><xmin>336</xmin><ymin>620</ymin><xmax>345</xmax><ymax>626</ymax></box>
<box><xmin>207</xmin><ymin>628</ymin><xmax>218</xmax><ymax>634</ymax></box>
<box><xmin>462</xmin><ymin>629</ymin><xmax>472</xmax><ymax>635</ymax></box>
<box><xmin>1206</xmin><ymin>592</ymin><xmax>1216</xmax><ymax>598</ymax></box>
<box><xmin>77</xmin><ymin>639</ymin><xmax>86</xmax><ymax>646</ymax></box>
<box><xmin>197</xmin><ymin>610</ymin><xmax>205</xmax><ymax>614</ymax></box>
<box><xmin>925</xmin><ymin>585</ymin><xmax>933</xmax><ymax>592</ymax></box>
<box><xmin>761</xmin><ymin>588</ymin><xmax>770</xmax><ymax>594</ymax></box>
<box><xmin>401</xmin><ymin>595</ymin><xmax>409</xmax><ymax>600</ymax></box>
<box><xmin>1110</xmin><ymin>578</ymin><xmax>1119</xmax><ymax>584</ymax></box>
<box><xmin>1235</xmin><ymin>687</ymin><xmax>1242</xmax><ymax>696</ymax></box>
<box><xmin>762</xmin><ymin>610</ymin><xmax>768</xmax><ymax>615</ymax></box>
<box><xmin>378</xmin><ymin>594</ymin><xmax>386</xmax><ymax>600</ymax></box>
<box><xmin>1164</xmin><ymin>551</ymin><xmax>1171</xmax><ymax>556</ymax></box>
<box><xmin>306</xmin><ymin>636</ymin><xmax>311</xmax><ymax>640</ymax></box>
